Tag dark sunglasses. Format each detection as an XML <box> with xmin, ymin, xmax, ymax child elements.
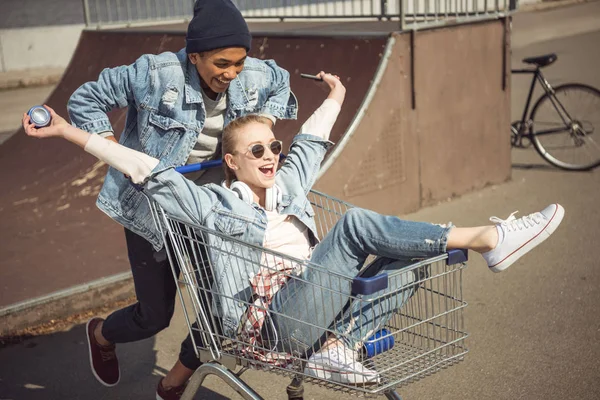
<box><xmin>245</xmin><ymin>140</ymin><xmax>283</xmax><ymax>159</ymax></box>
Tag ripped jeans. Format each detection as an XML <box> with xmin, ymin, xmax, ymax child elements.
<box><xmin>268</xmin><ymin>208</ymin><xmax>452</xmax><ymax>356</ymax></box>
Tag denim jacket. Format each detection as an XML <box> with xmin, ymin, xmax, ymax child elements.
<box><xmin>67</xmin><ymin>49</ymin><xmax>298</xmax><ymax>248</ymax></box>
<box><xmin>144</xmin><ymin>134</ymin><xmax>332</xmax><ymax>338</ymax></box>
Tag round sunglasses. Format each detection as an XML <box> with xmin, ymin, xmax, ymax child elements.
<box><xmin>245</xmin><ymin>140</ymin><xmax>283</xmax><ymax>159</ymax></box>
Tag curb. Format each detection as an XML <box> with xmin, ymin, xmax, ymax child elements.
<box><xmin>0</xmin><ymin>272</ymin><xmax>134</xmax><ymax>336</ymax></box>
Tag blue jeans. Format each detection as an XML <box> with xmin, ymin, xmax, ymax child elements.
<box><xmin>268</xmin><ymin>208</ymin><xmax>451</xmax><ymax>356</ymax></box>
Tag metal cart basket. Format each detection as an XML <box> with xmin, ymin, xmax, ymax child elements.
<box><xmin>149</xmin><ymin>189</ymin><xmax>468</xmax><ymax>400</ymax></box>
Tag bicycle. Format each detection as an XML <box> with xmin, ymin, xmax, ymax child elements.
<box><xmin>511</xmin><ymin>53</ymin><xmax>600</xmax><ymax>171</ymax></box>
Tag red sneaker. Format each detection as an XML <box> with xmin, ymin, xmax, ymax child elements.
<box><xmin>86</xmin><ymin>317</ymin><xmax>120</xmax><ymax>387</ymax></box>
<box><xmin>156</xmin><ymin>378</ymin><xmax>187</xmax><ymax>400</ymax></box>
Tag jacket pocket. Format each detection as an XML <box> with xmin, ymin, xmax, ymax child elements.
<box><xmin>214</xmin><ymin>212</ymin><xmax>249</xmax><ymax>237</ymax></box>
<box><xmin>141</xmin><ymin>112</ymin><xmax>187</xmax><ymax>158</ymax></box>
<box><xmin>121</xmin><ymin>181</ymin><xmax>147</xmax><ymax>219</ymax></box>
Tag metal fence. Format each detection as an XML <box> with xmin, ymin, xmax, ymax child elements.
<box><xmin>82</xmin><ymin>0</ymin><xmax>512</xmax><ymax>30</ymax></box>
<box><xmin>82</xmin><ymin>0</ymin><xmax>194</xmax><ymax>27</ymax></box>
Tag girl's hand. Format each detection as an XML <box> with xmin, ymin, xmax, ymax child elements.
<box><xmin>315</xmin><ymin>71</ymin><xmax>346</xmax><ymax>106</ymax></box>
<box><xmin>23</xmin><ymin>105</ymin><xmax>69</xmax><ymax>139</ymax></box>
<box><xmin>313</xmin><ymin>71</ymin><xmax>344</xmax><ymax>91</ymax></box>
<box><xmin>317</xmin><ymin>71</ymin><xmax>343</xmax><ymax>90</ymax></box>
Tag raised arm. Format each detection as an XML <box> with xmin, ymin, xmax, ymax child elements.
<box><xmin>23</xmin><ymin>106</ymin><xmax>213</xmax><ymax>226</ymax></box>
<box><xmin>276</xmin><ymin>72</ymin><xmax>345</xmax><ymax>192</ymax></box>
<box><xmin>23</xmin><ymin>107</ymin><xmax>157</xmax><ymax>183</ymax></box>
<box><xmin>296</xmin><ymin>73</ymin><xmax>344</xmax><ymax>140</ymax></box>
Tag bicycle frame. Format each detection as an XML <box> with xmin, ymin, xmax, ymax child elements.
<box><xmin>512</xmin><ymin>67</ymin><xmax>575</xmax><ymax>138</ymax></box>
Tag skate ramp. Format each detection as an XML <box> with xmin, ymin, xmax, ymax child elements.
<box><xmin>0</xmin><ymin>20</ymin><xmax>511</xmax><ymax>313</ymax></box>
<box><xmin>0</xmin><ymin>29</ymin><xmax>387</xmax><ymax>308</ymax></box>
<box><xmin>315</xmin><ymin>21</ymin><xmax>511</xmax><ymax>215</ymax></box>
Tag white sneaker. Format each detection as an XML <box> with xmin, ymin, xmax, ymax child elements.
<box><xmin>304</xmin><ymin>343</ymin><xmax>380</xmax><ymax>385</ymax></box>
<box><xmin>483</xmin><ymin>204</ymin><xmax>565</xmax><ymax>272</ymax></box>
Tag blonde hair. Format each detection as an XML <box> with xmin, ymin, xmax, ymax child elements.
<box><xmin>221</xmin><ymin>115</ymin><xmax>273</xmax><ymax>185</ymax></box>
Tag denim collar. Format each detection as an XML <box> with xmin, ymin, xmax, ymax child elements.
<box><xmin>184</xmin><ymin>60</ymin><xmax>203</xmax><ymax>104</ymax></box>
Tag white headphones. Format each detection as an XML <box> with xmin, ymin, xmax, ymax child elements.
<box><xmin>222</xmin><ymin>181</ymin><xmax>282</xmax><ymax>212</ymax></box>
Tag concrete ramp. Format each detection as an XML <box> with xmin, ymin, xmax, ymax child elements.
<box><xmin>316</xmin><ymin>22</ymin><xmax>511</xmax><ymax>214</ymax></box>
<box><xmin>0</xmin><ymin>20</ymin><xmax>511</xmax><ymax>315</ymax></box>
<box><xmin>0</xmin><ymin>30</ymin><xmax>387</xmax><ymax>308</ymax></box>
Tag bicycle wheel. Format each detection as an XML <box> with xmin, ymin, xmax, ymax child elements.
<box><xmin>530</xmin><ymin>83</ymin><xmax>600</xmax><ymax>170</ymax></box>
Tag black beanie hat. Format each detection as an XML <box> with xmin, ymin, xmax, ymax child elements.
<box><xmin>186</xmin><ymin>0</ymin><xmax>251</xmax><ymax>54</ymax></box>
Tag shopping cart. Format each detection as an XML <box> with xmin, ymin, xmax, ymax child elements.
<box><xmin>147</xmin><ymin>162</ymin><xmax>469</xmax><ymax>400</ymax></box>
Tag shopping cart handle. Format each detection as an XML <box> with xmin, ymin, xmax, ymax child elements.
<box><xmin>351</xmin><ymin>274</ymin><xmax>388</xmax><ymax>296</ymax></box>
<box><xmin>175</xmin><ymin>154</ymin><xmax>287</xmax><ymax>174</ymax></box>
<box><xmin>446</xmin><ymin>249</ymin><xmax>468</xmax><ymax>265</ymax></box>
<box><xmin>175</xmin><ymin>159</ymin><xmax>223</xmax><ymax>174</ymax></box>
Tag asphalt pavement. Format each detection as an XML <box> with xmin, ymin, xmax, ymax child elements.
<box><xmin>1</xmin><ymin>2</ymin><xmax>599</xmax><ymax>399</ymax></box>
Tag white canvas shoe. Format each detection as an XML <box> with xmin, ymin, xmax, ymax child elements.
<box><xmin>304</xmin><ymin>342</ymin><xmax>380</xmax><ymax>385</ymax></box>
<box><xmin>483</xmin><ymin>204</ymin><xmax>564</xmax><ymax>272</ymax></box>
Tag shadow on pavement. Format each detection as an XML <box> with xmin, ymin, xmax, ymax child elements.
<box><xmin>511</xmin><ymin>162</ymin><xmax>561</xmax><ymax>171</ymax></box>
<box><xmin>0</xmin><ymin>323</ymin><xmax>227</xmax><ymax>400</ymax></box>
<box><xmin>512</xmin><ymin>162</ymin><xmax>597</xmax><ymax>172</ymax></box>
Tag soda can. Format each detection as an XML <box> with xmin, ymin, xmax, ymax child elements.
<box><xmin>27</xmin><ymin>105</ymin><xmax>51</xmax><ymax>128</ymax></box>
<box><xmin>362</xmin><ymin>329</ymin><xmax>395</xmax><ymax>358</ymax></box>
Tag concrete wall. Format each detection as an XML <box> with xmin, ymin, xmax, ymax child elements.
<box><xmin>0</xmin><ymin>24</ymin><xmax>84</xmax><ymax>72</ymax></box>
<box><xmin>416</xmin><ymin>21</ymin><xmax>511</xmax><ymax>204</ymax></box>
<box><xmin>315</xmin><ymin>19</ymin><xmax>512</xmax><ymax>215</ymax></box>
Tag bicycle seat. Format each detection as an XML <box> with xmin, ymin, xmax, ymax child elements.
<box><xmin>522</xmin><ymin>53</ymin><xmax>557</xmax><ymax>68</ymax></box>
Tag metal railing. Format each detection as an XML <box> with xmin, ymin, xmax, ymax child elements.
<box><xmin>82</xmin><ymin>0</ymin><xmax>195</xmax><ymax>27</ymax></box>
<box><xmin>82</xmin><ymin>0</ymin><xmax>512</xmax><ymax>30</ymax></box>
<box><xmin>399</xmin><ymin>0</ymin><xmax>512</xmax><ymax>29</ymax></box>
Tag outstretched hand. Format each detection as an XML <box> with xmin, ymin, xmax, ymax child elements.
<box><xmin>313</xmin><ymin>71</ymin><xmax>342</xmax><ymax>90</ymax></box>
<box><xmin>314</xmin><ymin>71</ymin><xmax>346</xmax><ymax>106</ymax></box>
<box><xmin>22</xmin><ymin>105</ymin><xmax>69</xmax><ymax>139</ymax></box>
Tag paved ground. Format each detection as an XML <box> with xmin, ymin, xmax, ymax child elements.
<box><xmin>0</xmin><ymin>86</ymin><xmax>55</xmax><ymax>145</ymax></box>
<box><xmin>1</xmin><ymin>2</ymin><xmax>599</xmax><ymax>400</ymax></box>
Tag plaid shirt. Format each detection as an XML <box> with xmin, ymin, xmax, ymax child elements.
<box><xmin>237</xmin><ymin>212</ymin><xmax>312</xmax><ymax>367</ymax></box>
<box><xmin>237</xmin><ymin>259</ymin><xmax>300</xmax><ymax>367</ymax></box>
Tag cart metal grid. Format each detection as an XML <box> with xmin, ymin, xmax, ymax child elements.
<box><xmin>149</xmin><ymin>190</ymin><xmax>468</xmax><ymax>399</ymax></box>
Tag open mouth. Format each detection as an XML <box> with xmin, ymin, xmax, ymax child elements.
<box><xmin>214</xmin><ymin>77</ymin><xmax>231</xmax><ymax>88</ymax></box>
<box><xmin>258</xmin><ymin>163</ymin><xmax>275</xmax><ymax>178</ymax></box>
